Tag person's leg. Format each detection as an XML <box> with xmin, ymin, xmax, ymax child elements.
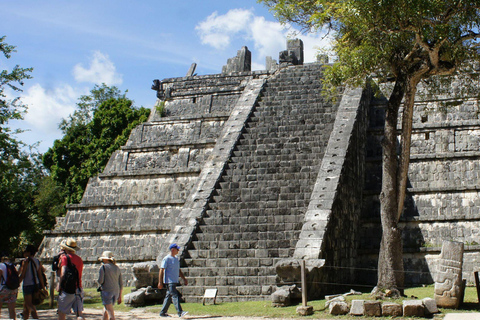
<box><xmin>24</xmin><ymin>293</ymin><xmax>39</xmax><ymax>319</ymax></box>
<box><xmin>170</xmin><ymin>284</ymin><xmax>183</xmax><ymax>316</ymax></box>
<box><xmin>160</xmin><ymin>286</ymin><xmax>173</xmax><ymax>316</ymax></box>
<box><xmin>8</xmin><ymin>301</ymin><xmax>17</xmax><ymax>319</ymax></box>
<box><xmin>105</xmin><ymin>303</ymin><xmax>115</xmax><ymax>320</ymax></box>
<box><xmin>73</xmin><ymin>289</ymin><xmax>85</xmax><ymax>320</ymax></box>
<box><xmin>57</xmin><ymin>291</ymin><xmax>74</xmax><ymax>320</ymax></box>
<box><xmin>22</xmin><ymin>294</ymin><xmax>32</xmax><ymax>319</ymax></box>
<box><xmin>25</xmin><ymin>294</ymin><xmax>38</xmax><ymax>319</ymax></box>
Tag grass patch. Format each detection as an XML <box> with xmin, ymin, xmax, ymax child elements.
<box><xmin>15</xmin><ymin>285</ymin><xmax>479</xmax><ymax>319</ymax></box>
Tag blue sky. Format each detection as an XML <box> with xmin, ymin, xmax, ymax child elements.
<box><xmin>1</xmin><ymin>1</ymin><xmax>330</xmax><ymax>153</ymax></box>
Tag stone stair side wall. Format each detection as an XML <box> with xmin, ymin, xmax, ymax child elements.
<box><xmin>276</xmin><ymin>86</ymin><xmax>371</xmax><ymax>299</ymax></box>
<box><xmin>359</xmin><ymin>83</ymin><xmax>480</xmax><ymax>287</ymax></box>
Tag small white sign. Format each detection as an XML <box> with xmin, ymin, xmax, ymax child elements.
<box><xmin>204</xmin><ymin>288</ymin><xmax>217</xmax><ymax>298</ymax></box>
<box><xmin>203</xmin><ymin>288</ymin><xmax>218</xmax><ymax>305</ymax></box>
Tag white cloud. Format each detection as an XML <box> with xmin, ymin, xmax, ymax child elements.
<box><xmin>249</xmin><ymin>16</ymin><xmax>286</xmax><ymax>59</ymax></box>
<box><xmin>196</xmin><ymin>9</ymin><xmax>254</xmax><ymax>49</ymax></box>
<box><xmin>21</xmin><ymin>84</ymin><xmax>80</xmax><ymax>134</ymax></box>
<box><xmin>196</xmin><ymin>8</ymin><xmax>333</xmax><ymax>67</ymax></box>
<box><xmin>73</xmin><ymin>51</ymin><xmax>123</xmax><ymax>85</ymax></box>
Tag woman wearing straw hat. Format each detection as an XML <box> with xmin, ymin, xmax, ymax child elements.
<box><xmin>97</xmin><ymin>251</ymin><xmax>123</xmax><ymax>320</ymax></box>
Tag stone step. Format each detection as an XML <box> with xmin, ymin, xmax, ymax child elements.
<box><xmin>183</xmin><ymin>266</ymin><xmax>276</xmax><ymax>278</ymax></box>
<box><xmin>185</xmin><ymin>257</ymin><xmax>278</xmax><ymax>268</ymax></box>
<box><xmin>193</xmin><ymin>228</ymin><xmax>300</xmax><ymax>240</ymax></box>
<box><xmin>193</xmin><ymin>230</ymin><xmax>302</xmax><ymax>242</ymax></box>
<box><xmin>188</xmin><ymin>239</ymin><xmax>298</xmax><ymax>251</ymax></box>
<box><xmin>180</xmin><ymin>284</ymin><xmax>273</xmax><ymax>302</ymax></box>
<box><xmin>186</xmin><ymin>248</ymin><xmax>294</xmax><ymax>260</ymax></box>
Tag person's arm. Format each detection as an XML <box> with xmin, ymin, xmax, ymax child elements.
<box><xmin>157</xmin><ymin>268</ymin><xmax>165</xmax><ymax>289</ymax></box>
<box><xmin>18</xmin><ymin>259</ymin><xmax>28</xmax><ymax>282</ymax></box>
<box><xmin>37</xmin><ymin>260</ymin><xmax>45</xmax><ymax>288</ymax></box>
<box><xmin>117</xmin><ymin>269</ymin><xmax>123</xmax><ymax>304</ymax></box>
<box><xmin>98</xmin><ymin>265</ymin><xmax>104</xmax><ymax>286</ymax></box>
<box><xmin>179</xmin><ymin>269</ymin><xmax>188</xmax><ymax>286</ymax></box>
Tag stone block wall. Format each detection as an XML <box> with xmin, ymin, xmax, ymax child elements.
<box><xmin>38</xmin><ymin>70</ymin><xmax>264</xmax><ymax>288</ymax></box>
<box><xmin>359</xmin><ymin>92</ymin><xmax>480</xmax><ymax>287</ymax></box>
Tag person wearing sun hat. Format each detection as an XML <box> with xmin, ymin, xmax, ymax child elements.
<box><xmin>57</xmin><ymin>238</ymin><xmax>84</xmax><ymax>320</ymax></box>
<box><xmin>97</xmin><ymin>251</ymin><xmax>123</xmax><ymax>320</ymax></box>
<box><xmin>158</xmin><ymin>243</ymin><xmax>188</xmax><ymax>318</ymax></box>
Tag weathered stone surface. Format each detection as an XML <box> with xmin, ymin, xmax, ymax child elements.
<box><xmin>349</xmin><ymin>300</ymin><xmax>365</xmax><ymax>316</ymax></box>
<box><xmin>364</xmin><ymin>300</ymin><xmax>381</xmax><ymax>317</ymax></box>
<box><xmin>435</xmin><ymin>240</ymin><xmax>464</xmax><ymax>308</ymax></box>
<box><xmin>133</xmin><ymin>262</ymin><xmax>160</xmax><ymax>289</ymax></box>
<box><xmin>382</xmin><ymin>302</ymin><xmax>402</xmax><ymax>317</ymax></box>
<box><xmin>422</xmin><ymin>297</ymin><xmax>439</xmax><ymax>315</ymax></box>
<box><xmin>144</xmin><ymin>286</ymin><xmax>166</xmax><ymax>303</ymax></box>
<box><xmin>329</xmin><ymin>301</ymin><xmax>349</xmax><ymax>315</ymax></box>
<box><xmin>271</xmin><ymin>285</ymin><xmax>302</xmax><ymax>307</ymax></box>
<box><xmin>37</xmin><ymin>38</ymin><xmax>480</xmax><ymax>305</ymax></box>
<box><xmin>124</xmin><ymin>288</ymin><xmax>146</xmax><ymax>307</ymax></box>
<box><xmin>403</xmin><ymin>300</ymin><xmax>425</xmax><ymax>317</ymax></box>
<box><xmin>296</xmin><ymin>306</ymin><xmax>314</xmax><ymax>316</ymax></box>
<box><xmin>222</xmin><ymin>46</ymin><xmax>251</xmax><ymax>74</ymax></box>
<box><xmin>271</xmin><ymin>289</ymin><xmax>290</xmax><ymax>307</ymax></box>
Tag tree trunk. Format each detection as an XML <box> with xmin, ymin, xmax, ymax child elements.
<box><xmin>397</xmin><ymin>77</ymin><xmax>421</xmax><ymax>220</ymax></box>
<box><xmin>374</xmin><ymin>78</ymin><xmax>406</xmax><ymax>297</ymax></box>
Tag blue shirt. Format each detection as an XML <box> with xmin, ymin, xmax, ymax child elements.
<box><xmin>160</xmin><ymin>254</ymin><xmax>180</xmax><ymax>284</ymax></box>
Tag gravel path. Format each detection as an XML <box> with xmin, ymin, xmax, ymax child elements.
<box><xmin>0</xmin><ymin>308</ymin><xmax>290</xmax><ymax>320</ymax></box>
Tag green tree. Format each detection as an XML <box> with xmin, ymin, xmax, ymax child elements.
<box><xmin>0</xmin><ymin>36</ymin><xmax>39</xmax><ymax>255</ymax></box>
<box><xmin>43</xmin><ymin>88</ymin><xmax>150</xmax><ymax>204</ymax></box>
<box><xmin>260</xmin><ymin>0</ymin><xmax>480</xmax><ymax>296</ymax></box>
<box><xmin>59</xmin><ymin>83</ymin><xmax>125</xmax><ymax>133</ymax></box>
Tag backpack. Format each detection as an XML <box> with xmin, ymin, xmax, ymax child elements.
<box><xmin>60</xmin><ymin>254</ymin><xmax>79</xmax><ymax>294</ymax></box>
<box><xmin>2</xmin><ymin>262</ymin><xmax>20</xmax><ymax>290</ymax></box>
<box><xmin>52</xmin><ymin>254</ymin><xmax>61</xmax><ymax>272</ymax></box>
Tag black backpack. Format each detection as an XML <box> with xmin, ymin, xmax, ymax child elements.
<box><xmin>52</xmin><ymin>254</ymin><xmax>61</xmax><ymax>272</ymax></box>
<box><xmin>60</xmin><ymin>254</ymin><xmax>79</xmax><ymax>294</ymax></box>
<box><xmin>2</xmin><ymin>262</ymin><xmax>20</xmax><ymax>290</ymax></box>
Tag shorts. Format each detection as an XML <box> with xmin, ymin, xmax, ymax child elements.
<box><xmin>101</xmin><ymin>290</ymin><xmax>119</xmax><ymax>305</ymax></box>
<box><xmin>23</xmin><ymin>284</ymin><xmax>38</xmax><ymax>295</ymax></box>
<box><xmin>0</xmin><ymin>287</ymin><xmax>18</xmax><ymax>304</ymax></box>
<box><xmin>57</xmin><ymin>288</ymin><xmax>84</xmax><ymax>315</ymax></box>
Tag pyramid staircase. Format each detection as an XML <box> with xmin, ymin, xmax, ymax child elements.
<box><xmin>181</xmin><ymin>64</ymin><xmax>338</xmax><ymax>302</ymax></box>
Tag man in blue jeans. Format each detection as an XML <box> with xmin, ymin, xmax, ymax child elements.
<box><xmin>158</xmin><ymin>243</ymin><xmax>188</xmax><ymax>317</ymax></box>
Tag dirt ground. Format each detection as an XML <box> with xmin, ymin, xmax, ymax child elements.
<box><xmin>0</xmin><ymin>308</ymin><xmax>290</xmax><ymax>320</ymax></box>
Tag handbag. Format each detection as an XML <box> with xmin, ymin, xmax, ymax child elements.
<box><xmin>97</xmin><ymin>265</ymin><xmax>105</xmax><ymax>292</ymax></box>
<box><xmin>30</xmin><ymin>259</ymin><xmax>49</xmax><ymax>305</ymax></box>
<box><xmin>32</xmin><ymin>288</ymin><xmax>49</xmax><ymax>305</ymax></box>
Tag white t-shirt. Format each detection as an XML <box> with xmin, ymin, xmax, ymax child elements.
<box><xmin>0</xmin><ymin>263</ymin><xmax>7</xmax><ymax>290</ymax></box>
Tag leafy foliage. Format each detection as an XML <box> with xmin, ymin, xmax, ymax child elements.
<box><xmin>0</xmin><ymin>36</ymin><xmax>41</xmax><ymax>255</ymax></box>
<box><xmin>43</xmin><ymin>88</ymin><xmax>150</xmax><ymax>204</ymax></box>
<box><xmin>261</xmin><ymin>0</ymin><xmax>480</xmax><ymax>94</ymax></box>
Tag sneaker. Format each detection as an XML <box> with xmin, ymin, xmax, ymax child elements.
<box><xmin>17</xmin><ymin>312</ymin><xmax>24</xmax><ymax>320</ymax></box>
<box><xmin>160</xmin><ymin>313</ymin><xmax>170</xmax><ymax>317</ymax></box>
<box><xmin>180</xmin><ymin>311</ymin><xmax>188</xmax><ymax>318</ymax></box>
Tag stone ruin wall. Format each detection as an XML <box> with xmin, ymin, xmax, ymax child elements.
<box><xmin>38</xmin><ymin>40</ymin><xmax>480</xmax><ymax>299</ymax></box>
<box><xmin>38</xmin><ymin>69</ymin><xmax>265</xmax><ymax>287</ymax></box>
<box><xmin>359</xmin><ymin>88</ymin><xmax>480</xmax><ymax>288</ymax></box>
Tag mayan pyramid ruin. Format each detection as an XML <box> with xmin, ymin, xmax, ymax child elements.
<box><xmin>39</xmin><ymin>39</ymin><xmax>480</xmax><ymax>302</ymax></box>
